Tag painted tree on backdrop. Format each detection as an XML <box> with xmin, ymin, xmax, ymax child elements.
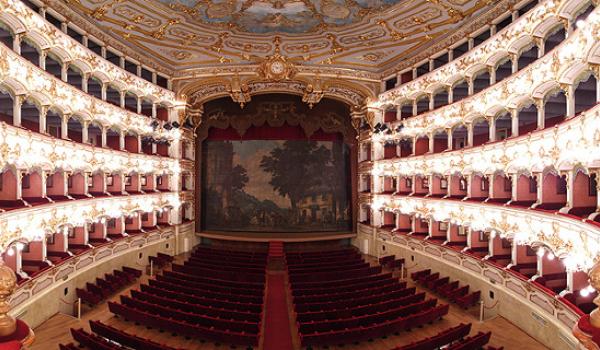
<box><xmin>260</xmin><ymin>141</ymin><xmax>330</xmax><ymax>223</ymax></box>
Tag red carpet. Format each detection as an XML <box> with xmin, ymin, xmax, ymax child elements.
<box><xmin>263</xmin><ymin>273</ymin><xmax>294</xmax><ymax>350</ymax></box>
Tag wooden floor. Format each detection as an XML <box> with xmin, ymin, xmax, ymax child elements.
<box><xmin>31</xmin><ymin>253</ymin><xmax>550</xmax><ymax>350</ymax></box>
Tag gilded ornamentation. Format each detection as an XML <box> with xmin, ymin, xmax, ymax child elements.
<box><xmin>0</xmin><ymin>265</ymin><xmax>16</xmax><ymax>337</ymax></box>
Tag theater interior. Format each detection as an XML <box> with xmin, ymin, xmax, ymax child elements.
<box><xmin>0</xmin><ymin>0</ymin><xmax>600</xmax><ymax>349</ymax></box>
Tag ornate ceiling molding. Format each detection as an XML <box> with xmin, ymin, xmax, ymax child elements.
<box><xmin>44</xmin><ymin>0</ymin><xmax>517</xmax><ymax>75</ymax></box>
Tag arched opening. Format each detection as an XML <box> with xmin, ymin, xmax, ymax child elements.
<box><xmin>414</xmin><ymin>135</ymin><xmax>429</xmax><ymax>155</ymax></box>
<box><xmin>535</xmin><ymin>247</ymin><xmax>567</xmax><ymax>294</ymax></box>
<box><xmin>448</xmin><ymin>173</ymin><xmax>467</xmax><ymax>199</ymax></box>
<box><xmin>156</xmin><ymin>103</ymin><xmax>169</xmax><ymax>122</ymax></box>
<box><xmin>88</xmin><ymin>171</ymin><xmax>107</xmax><ymax>197</ymax></box>
<box><xmin>140</xmin><ymin>98</ymin><xmax>154</xmax><ymax>118</ymax></box>
<box><xmin>575</xmin><ymin>2</ymin><xmax>595</xmax><ymax>22</ymax></box>
<box><xmin>510</xmin><ymin>174</ymin><xmax>537</xmax><ymax>207</ymax></box>
<box><xmin>107</xmin><ymin>172</ymin><xmax>123</xmax><ymax>195</ymax></box>
<box><xmin>20</xmin><ymin>99</ymin><xmax>41</xmax><ymax>133</ymax></box>
<box><xmin>381</xmin><ymin>210</ymin><xmax>395</xmax><ymax>230</ymax></box>
<box><xmin>87</xmin><ymin>122</ymin><xmax>102</xmax><ymax>146</ymax></box>
<box><xmin>0</xmin><ymin>169</ymin><xmax>25</xmax><ymax>210</ymax></box>
<box><xmin>399</xmin><ymin>139</ymin><xmax>412</xmax><ymax>157</ymax></box>
<box><xmin>473</xmin><ymin>70</ymin><xmax>490</xmax><ymax>94</ymax></box>
<box><xmin>574</xmin><ymin>74</ymin><xmax>598</xmax><ymax>116</ymax></box>
<box><xmin>495</xmin><ymin>57</ymin><xmax>512</xmax><ymax>83</ymax></box>
<box><xmin>21</xmin><ymin>241</ymin><xmax>50</xmax><ymax>278</ymax></box>
<box><xmin>544</xmin><ymin>90</ymin><xmax>567</xmax><ymax>128</ymax></box>
<box><xmin>46</xmin><ymin>109</ymin><xmax>62</xmax><ymax>138</ymax></box>
<box><xmin>536</xmin><ymin>172</ymin><xmax>567</xmax><ymax>211</ymax></box>
<box><xmin>124</xmin><ymin>131</ymin><xmax>139</xmax><ymax>153</ymax></box>
<box><xmin>0</xmin><ymin>23</ymin><xmax>13</xmax><ymax>48</ymax></box>
<box><xmin>446</xmin><ymin>224</ymin><xmax>467</xmax><ymax>249</ymax></box>
<box><xmin>432</xmin><ymin>88</ymin><xmax>449</xmax><ymax>109</ymax></box>
<box><xmin>66</xmin><ymin>64</ymin><xmax>84</xmax><ymax>90</ymax></box>
<box><xmin>141</xmin><ymin>136</ymin><xmax>154</xmax><ymax>155</ymax></box>
<box><xmin>451</xmin><ymin>124</ymin><xmax>467</xmax><ymax>150</ymax></box>
<box><xmin>106</xmin><ymin>128</ymin><xmax>120</xmax><ymax>151</ymax></box>
<box><xmin>412</xmin><ymin>216</ymin><xmax>429</xmax><ymax>238</ymax></box>
<box><xmin>67</xmin><ymin>172</ymin><xmax>88</xmax><ymax>199</ymax></box>
<box><xmin>87</xmin><ymin>76</ymin><xmax>103</xmax><ymax>100</ymax></box>
<box><xmin>124</xmin><ymin>173</ymin><xmax>140</xmax><ymax>194</ymax></box>
<box><xmin>46</xmin><ymin>232</ymin><xmax>70</xmax><ymax>265</ymax></box>
<box><xmin>544</xmin><ymin>26</ymin><xmax>566</xmax><ymax>53</ymax></box>
<box><xmin>45</xmin><ymin>53</ymin><xmax>63</xmax><ymax>80</ymax></box>
<box><xmin>509</xmin><ymin>244</ymin><xmax>538</xmax><ymax>278</ymax></box>
<box><xmin>383</xmin><ymin>141</ymin><xmax>397</xmax><ymax>159</ymax></box>
<box><xmin>488</xmin><ymin>235</ymin><xmax>512</xmax><ymax>266</ymax></box>
<box><xmin>469</xmin><ymin>174</ymin><xmax>489</xmax><ymax>201</ymax></box>
<box><xmin>488</xmin><ymin>173</ymin><xmax>512</xmax><ymax>203</ymax></box>
<box><xmin>20</xmin><ymin>38</ymin><xmax>40</xmax><ymax>67</ymax></box>
<box><xmin>0</xmin><ymin>88</ymin><xmax>13</xmax><ymax>124</ymax></box>
<box><xmin>518</xmin><ymin>103</ymin><xmax>538</xmax><ymax>134</ymax></box>
<box><xmin>494</xmin><ymin>111</ymin><xmax>512</xmax><ymax>140</ymax></box>
<box><xmin>46</xmin><ymin>171</ymin><xmax>68</xmax><ymax>202</ymax></box>
<box><xmin>468</xmin><ymin>230</ymin><xmax>490</xmax><ymax>257</ymax></box>
<box><xmin>430</xmin><ymin>175</ymin><xmax>448</xmax><ymax>197</ymax></box>
<box><xmin>517</xmin><ymin>45</ymin><xmax>538</xmax><ymax>71</ymax></box>
<box><xmin>429</xmin><ymin>220</ymin><xmax>447</xmax><ymax>243</ymax></box>
<box><xmin>432</xmin><ymin>129</ymin><xmax>448</xmax><ymax>153</ymax></box>
<box><xmin>106</xmin><ymin>84</ymin><xmax>120</xmax><ymax>106</ymax></box>
<box><xmin>415</xmin><ymin>95</ymin><xmax>429</xmax><ymax>115</ymax></box>
<box><xmin>569</xmin><ymin>171</ymin><xmax>597</xmax><ymax>219</ymax></box>
<box><xmin>400</xmin><ymin>102</ymin><xmax>412</xmax><ymax>119</ymax></box>
<box><xmin>414</xmin><ymin>175</ymin><xmax>429</xmax><ymax>196</ymax></box>
<box><xmin>21</xmin><ymin>171</ymin><xmax>49</xmax><ymax>205</ymax></box>
<box><xmin>66</xmin><ymin>116</ymin><xmax>84</xmax><ymax>143</ymax></box>
<box><xmin>472</xmin><ymin>118</ymin><xmax>489</xmax><ymax>146</ymax></box>
<box><xmin>124</xmin><ymin>92</ymin><xmax>137</xmax><ymax>113</ymax></box>
<box><xmin>452</xmin><ymin>80</ymin><xmax>469</xmax><ymax>102</ymax></box>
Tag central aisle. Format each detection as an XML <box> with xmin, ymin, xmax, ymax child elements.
<box><xmin>263</xmin><ymin>272</ymin><xmax>294</xmax><ymax>350</ymax></box>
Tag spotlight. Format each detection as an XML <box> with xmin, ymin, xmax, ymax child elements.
<box><xmin>171</xmin><ymin>121</ymin><xmax>180</xmax><ymax>129</ymax></box>
<box><xmin>163</xmin><ymin>123</ymin><xmax>173</xmax><ymax>131</ymax></box>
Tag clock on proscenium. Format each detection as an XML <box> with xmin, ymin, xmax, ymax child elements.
<box><xmin>260</xmin><ymin>53</ymin><xmax>296</xmax><ymax>81</ymax></box>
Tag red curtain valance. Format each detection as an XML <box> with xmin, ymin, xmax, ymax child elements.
<box><xmin>206</xmin><ymin>124</ymin><xmax>343</xmax><ymax>141</ymax></box>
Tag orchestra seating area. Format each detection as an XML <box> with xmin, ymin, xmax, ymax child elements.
<box><xmin>104</xmin><ymin>246</ymin><xmax>267</xmax><ymax>348</ymax></box>
<box><xmin>287</xmin><ymin>248</ymin><xmax>451</xmax><ymax>347</ymax></box>
<box><xmin>411</xmin><ymin>269</ymin><xmax>482</xmax><ymax>309</ymax></box>
<box><xmin>76</xmin><ymin>266</ymin><xmax>142</xmax><ymax>306</ymax></box>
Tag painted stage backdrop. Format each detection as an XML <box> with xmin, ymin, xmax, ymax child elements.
<box><xmin>202</xmin><ymin>139</ymin><xmax>351</xmax><ymax>233</ymax></box>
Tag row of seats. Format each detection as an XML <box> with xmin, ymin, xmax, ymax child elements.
<box><xmin>104</xmin><ymin>246</ymin><xmax>266</xmax><ymax>347</ymax></box>
<box><xmin>287</xmin><ymin>248</ymin><xmax>449</xmax><ymax>347</ymax></box>
<box><xmin>412</xmin><ymin>269</ymin><xmax>481</xmax><ymax>309</ymax></box>
<box><xmin>60</xmin><ymin>322</ymin><xmax>184</xmax><ymax>350</ymax></box>
<box><xmin>76</xmin><ymin>266</ymin><xmax>141</xmax><ymax>306</ymax></box>
<box><xmin>391</xmin><ymin>323</ymin><xmax>501</xmax><ymax>350</ymax></box>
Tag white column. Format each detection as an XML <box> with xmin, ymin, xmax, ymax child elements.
<box><xmin>41</xmin><ymin>171</ymin><xmax>48</xmax><ymax>199</ymax></box>
<box><xmin>101</xmin><ymin>83</ymin><xmax>107</xmax><ymax>101</ymax></box>
<box><xmin>119</xmin><ymin>56</ymin><xmax>125</xmax><ymax>69</ymax></box>
<box><xmin>137</xmin><ymin>136</ymin><xmax>142</xmax><ymax>153</ymax></box>
<box><xmin>39</xmin><ymin>106</ymin><xmax>48</xmax><ymax>134</ymax></box>
<box><xmin>535</xmin><ymin>173</ymin><xmax>544</xmax><ymax>205</ymax></box>
<box><xmin>536</xmin><ymin>99</ymin><xmax>545</xmax><ymax>130</ymax></box>
<box><xmin>61</xmin><ymin>114</ymin><xmax>69</xmax><ymax>139</ymax></box>
<box><xmin>101</xmin><ymin>128</ymin><xmax>107</xmax><ymax>147</ymax></box>
<box><xmin>137</xmin><ymin>97</ymin><xmax>142</xmax><ymax>114</ymax></box>
<box><xmin>61</xmin><ymin>62</ymin><xmax>69</xmax><ymax>82</ymax></box>
<box><xmin>511</xmin><ymin>108</ymin><xmax>519</xmax><ymax>137</ymax></box>
<box><xmin>152</xmin><ymin>103</ymin><xmax>158</xmax><ymax>118</ymax></box>
<box><xmin>467</xmin><ymin>77</ymin><xmax>474</xmax><ymax>96</ymax></box>
<box><xmin>466</xmin><ymin>174</ymin><xmax>474</xmax><ymax>199</ymax></box>
<box><xmin>565</xmin><ymin>84</ymin><xmax>575</xmax><ymax>118</ymax></box>
<box><xmin>564</xmin><ymin>170</ymin><xmax>574</xmax><ymax>209</ymax></box>
<box><xmin>82</xmin><ymin>121</ymin><xmax>89</xmax><ymax>144</ymax></box>
<box><xmin>412</xmin><ymin>99</ymin><xmax>417</xmax><ymax>116</ymax></box>
<box><xmin>13</xmin><ymin>95</ymin><xmax>24</xmax><ymax>127</ymax></box>
<box><xmin>428</xmin><ymin>133</ymin><xmax>435</xmax><ymax>153</ymax></box>
<box><xmin>488</xmin><ymin>116</ymin><xmax>496</xmax><ymax>142</ymax></box>
<box><xmin>119</xmin><ymin>91</ymin><xmax>126</xmax><ymax>109</ymax></box>
<box><xmin>467</xmin><ymin>123</ymin><xmax>474</xmax><ymax>147</ymax></box>
<box><xmin>12</xmin><ymin>34</ymin><xmax>22</xmax><ymax>54</ymax></box>
<box><xmin>119</xmin><ymin>131</ymin><xmax>125</xmax><ymax>150</ymax></box>
<box><xmin>510</xmin><ymin>54</ymin><xmax>518</xmax><ymax>74</ymax></box>
<box><xmin>448</xmin><ymin>86</ymin><xmax>454</xmax><ymax>104</ymax></box>
<box><xmin>82</xmin><ymin>74</ymin><xmax>89</xmax><ymax>93</ymax></box>
<box><xmin>39</xmin><ymin>49</ymin><xmax>47</xmax><ymax>70</ymax></box>
<box><xmin>489</xmin><ymin>66</ymin><xmax>496</xmax><ymax>85</ymax></box>
<box><xmin>511</xmin><ymin>173</ymin><xmax>518</xmax><ymax>201</ymax></box>
<box><xmin>152</xmin><ymin>72</ymin><xmax>157</xmax><ymax>84</ymax></box>
<box><xmin>428</xmin><ymin>94</ymin><xmax>435</xmax><ymax>110</ymax></box>
<box><xmin>447</xmin><ymin>128</ymin><xmax>453</xmax><ymax>150</ymax></box>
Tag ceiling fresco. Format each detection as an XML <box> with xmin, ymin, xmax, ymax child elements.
<box><xmin>49</xmin><ymin>0</ymin><xmax>516</xmax><ymax>76</ymax></box>
<box><xmin>158</xmin><ymin>0</ymin><xmax>403</xmax><ymax>34</ymax></box>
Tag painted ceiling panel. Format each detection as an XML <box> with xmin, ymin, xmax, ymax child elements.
<box><xmin>51</xmin><ymin>0</ymin><xmax>516</xmax><ymax>74</ymax></box>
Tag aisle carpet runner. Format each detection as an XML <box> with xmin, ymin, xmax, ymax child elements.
<box><xmin>263</xmin><ymin>272</ymin><xmax>294</xmax><ymax>350</ymax></box>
